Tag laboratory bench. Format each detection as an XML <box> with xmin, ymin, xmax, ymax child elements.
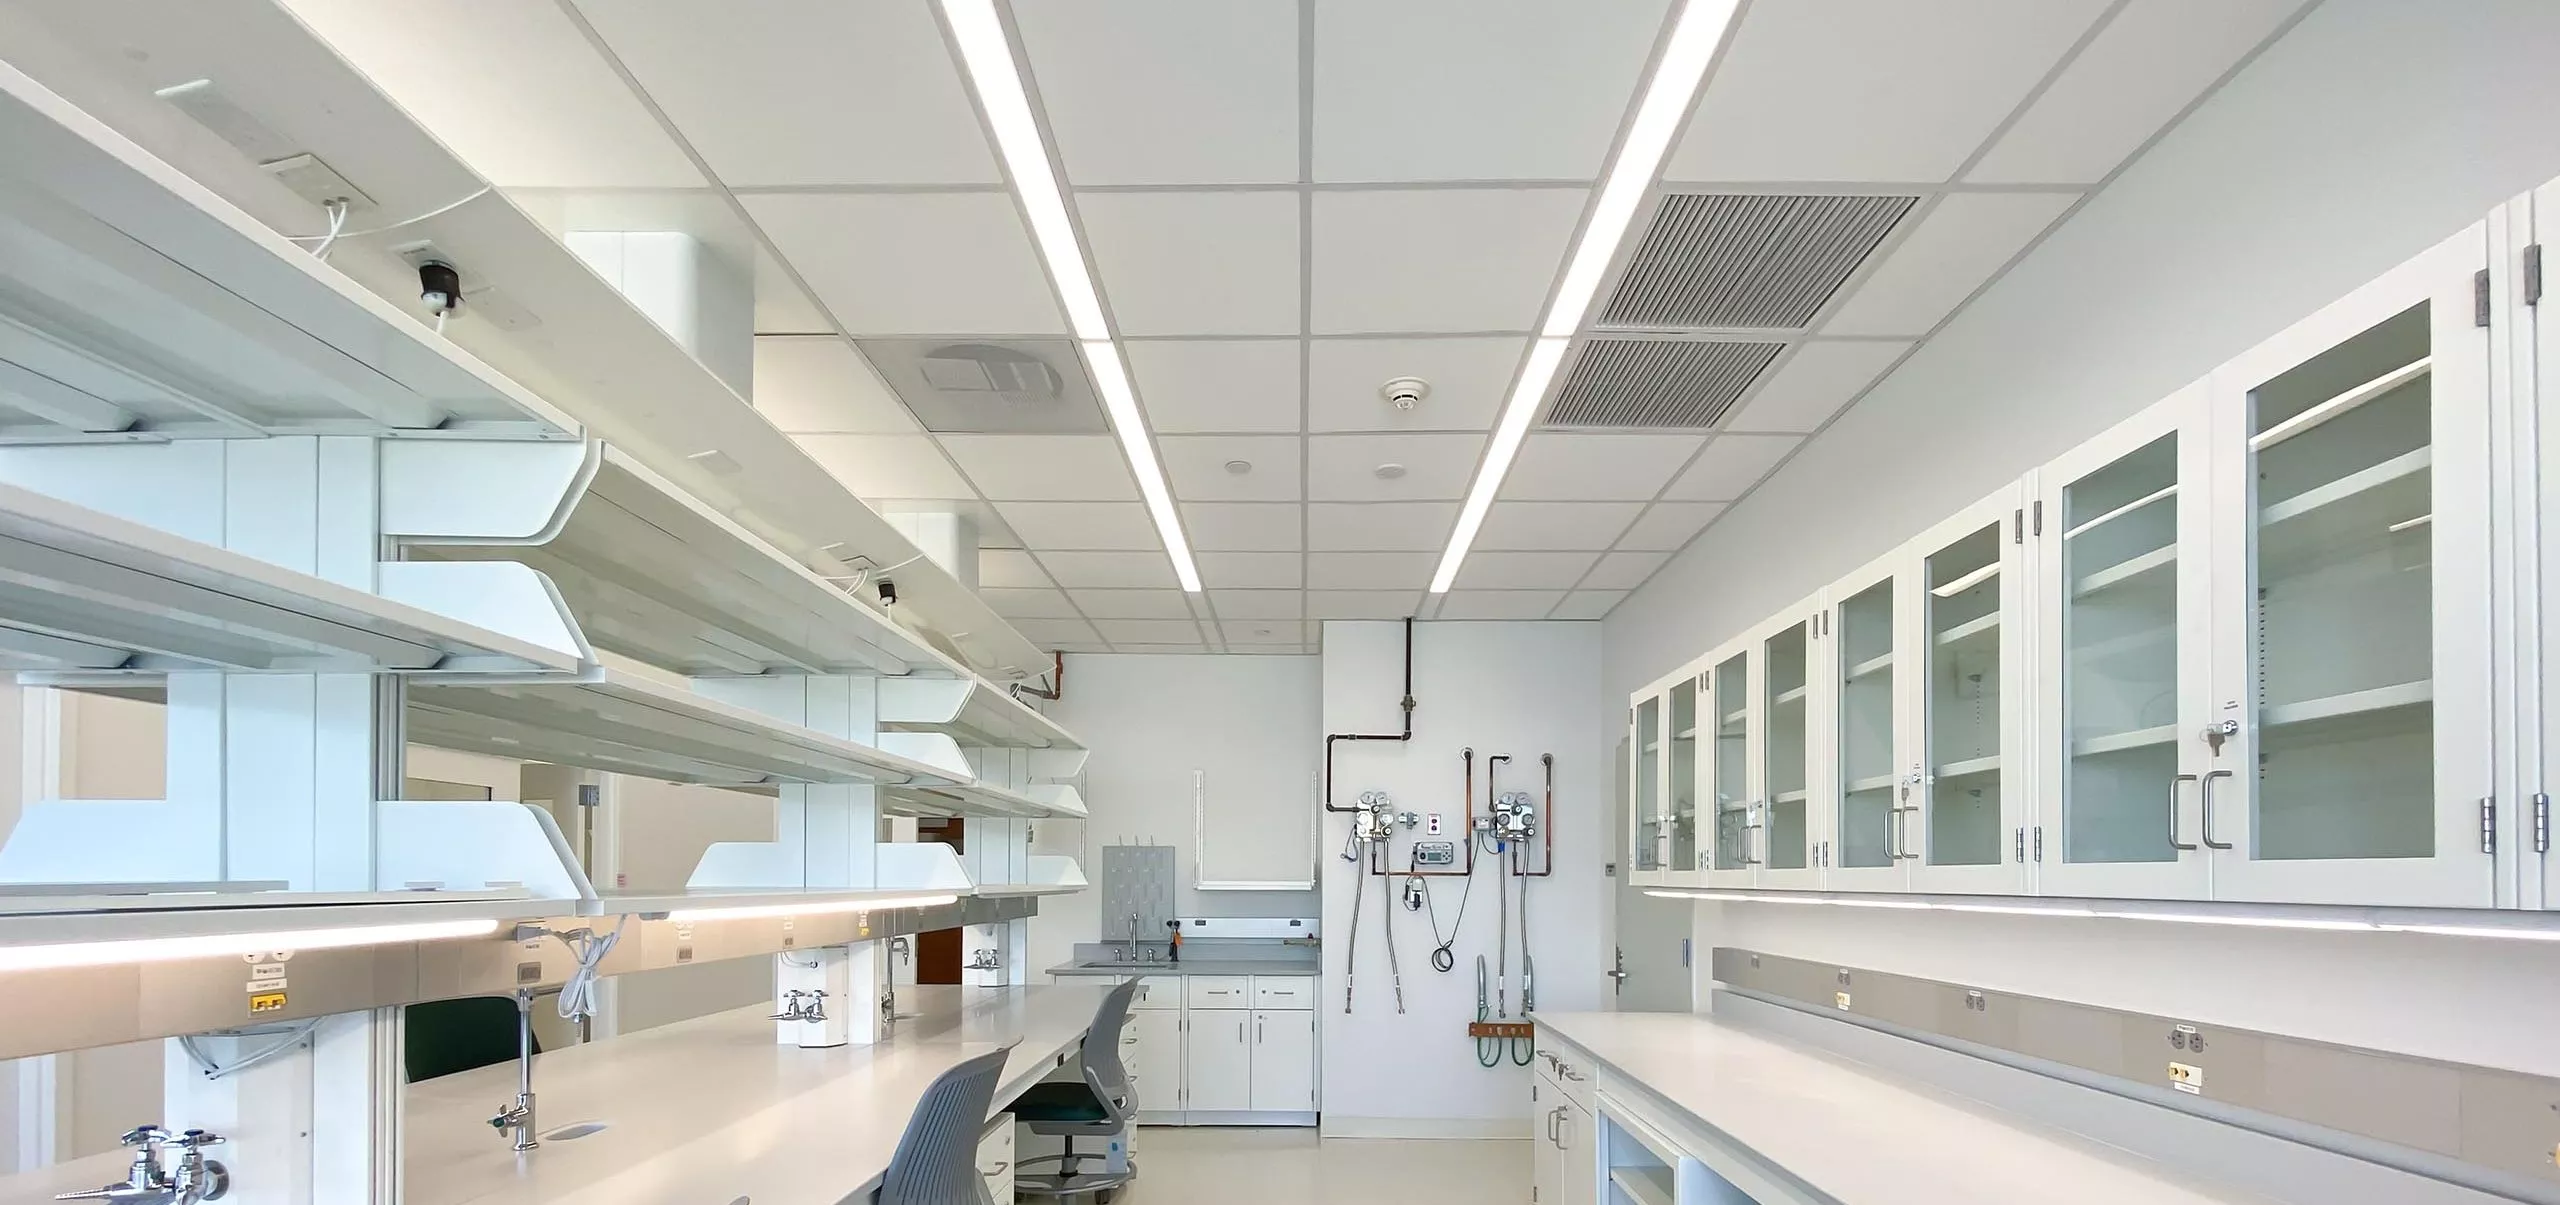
<box><xmin>1532</xmin><ymin>1010</ymin><xmax>2275</xmax><ymax>1205</ymax></box>
<box><xmin>1043</xmin><ymin>958</ymin><xmax>1319</xmax><ymax>979</ymax></box>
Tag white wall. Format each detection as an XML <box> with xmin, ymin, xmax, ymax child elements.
<box><xmin>1321</xmin><ymin>621</ymin><xmax>1605</xmax><ymax>1136</ymax></box>
<box><xmin>1032</xmin><ymin>654</ymin><xmax>1322</xmax><ymax>975</ymax></box>
<box><xmin>1602</xmin><ymin>0</ymin><xmax>2560</xmax><ymax>1077</ymax></box>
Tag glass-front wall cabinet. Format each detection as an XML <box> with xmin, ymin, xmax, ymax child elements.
<box><xmin>1760</xmin><ymin>609</ymin><xmax>1823</xmax><ymax>885</ymax></box>
<box><xmin>1710</xmin><ymin>645</ymin><xmax>1753</xmax><ymax>882</ymax></box>
<box><xmin>1917</xmin><ymin>489</ymin><xmax>2024</xmax><ymax>892</ymax></box>
<box><xmin>1668</xmin><ymin>671</ymin><xmax>1702</xmax><ymax>876</ymax></box>
<box><xmin>1632</xmin><ymin>693</ymin><xmax>1662</xmax><ymax>881</ymax></box>
<box><xmin>1831</xmin><ymin>562</ymin><xmax>1902</xmax><ymax>887</ymax></box>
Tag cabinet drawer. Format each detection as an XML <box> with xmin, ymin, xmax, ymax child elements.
<box><xmin>1130</xmin><ymin>977</ymin><xmax>1180</xmax><ymax>1010</ymax></box>
<box><xmin>1249</xmin><ymin>976</ymin><xmax>1315</xmax><ymax>1009</ymax></box>
<box><xmin>1537</xmin><ymin>1043</ymin><xmax>1596</xmax><ymax>1113</ymax></box>
<box><xmin>978</xmin><ymin>1112</ymin><xmax>1015</xmax><ymax>1200</ymax></box>
<box><xmin>1185</xmin><ymin>975</ymin><xmax>1252</xmax><ymax>1009</ymax></box>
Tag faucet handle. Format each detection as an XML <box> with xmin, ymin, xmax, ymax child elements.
<box><xmin>173</xmin><ymin>1129</ymin><xmax>225</xmax><ymax>1150</ymax></box>
<box><xmin>118</xmin><ymin>1126</ymin><xmax>172</xmax><ymax>1150</ymax></box>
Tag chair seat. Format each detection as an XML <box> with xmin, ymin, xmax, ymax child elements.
<box><xmin>1012</xmin><ymin>1081</ymin><xmax>1112</xmax><ymax>1123</ymax></box>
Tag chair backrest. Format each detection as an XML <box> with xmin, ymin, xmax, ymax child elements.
<box><xmin>877</xmin><ymin>1044</ymin><xmax>1013</xmax><ymax>1205</ymax></box>
<box><xmin>1079</xmin><ymin>979</ymin><xmax>1141</xmax><ymax>1121</ymax></box>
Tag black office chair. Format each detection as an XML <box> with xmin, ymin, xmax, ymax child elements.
<box><xmin>1013</xmin><ymin>979</ymin><xmax>1141</xmax><ymax>1203</ymax></box>
<box><xmin>879</xmin><ymin>1044</ymin><xmax>1015</xmax><ymax>1205</ymax></box>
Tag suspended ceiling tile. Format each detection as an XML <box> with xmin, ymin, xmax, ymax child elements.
<box><xmin>1181</xmin><ymin>503</ymin><xmax>1303</xmax><ymax>552</ymax></box>
<box><xmin>1095</xmin><ymin>618</ymin><xmax>1210</xmax><ymax>644</ymax></box>
<box><xmin>1114</xmin><ymin>643</ymin><xmax>1213</xmax><ymax>654</ymax></box>
<box><xmin>796</xmin><ymin>434</ymin><xmax>976</xmax><ymax>500</ymax></box>
<box><xmin>939</xmin><ymin>435</ymin><xmax>1140</xmax><ymax>501</ymax></box>
<box><xmin>1968</xmin><ymin>0</ymin><xmax>2304</xmax><ymax>185</ymax></box>
<box><xmin>743</xmin><ymin>192</ymin><xmax>1064</xmax><ymax>336</ymax></box>
<box><xmin>1015</xmin><ymin>0</ymin><xmax>1299</xmax><ymax>185</ymax></box>
<box><xmin>1500</xmin><ymin>433</ymin><xmax>1703</xmax><ymax>501</ymax></box>
<box><xmin>1721</xmin><ymin>341</ymin><xmax>1911</xmax><ymax>434</ymax></box>
<box><xmin>1307</xmin><ymin>590</ymin><xmax>1425</xmax><ymax>620</ymax></box>
<box><xmin>1210</xmin><ymin>590</ymin><xmax>1305</xmax><ymax>620</ymax></box>
<box><xmin>1820</xmin><ymin>192</ymin><xmax>2079</xmax><ymax>337</ymax></box>
<box><xmin>752</xmin><ymin>337</ymin><xmax>920</xmax><ymax>433</ymax></box>
<box><xmin>1616</xmin><ymin>502</ymin><xmax>1728</xmax><ymax>552</ymax></box>
<box><xmin>1160</xmin><ymin>435</ymin><xmax>1302</xmax><ymax>502</ymax></box>
<box><xmin>1435</xmin><ymin>590</ymin><xmax>1568</xmax><ymax>620</ymax></box>
<box><xmin>1308</xmin><ymin>552</ymin><xmax>1435</xmax><ymax>590</ymax></box>
<box><xmin>1582</xmin><ymin>550</ymin><xmax>1672</xmax><ymax>590</ymax></box>
<box><xmin>980</xmin><ymin>549</ymin><xmax>1055</xmax><ymax>588</ymax></box>
<box><xmin>1197</xmin><ymin>552</ymin><xmax>1304</xmax><ymax>589</ymax></box>
<box><xmin>1312</xmin><ymin>0</ymin><xmax>1671</xmax><ymax>182</ymax></box>
<box><xmin>1126</xmin><ymin>341</ymin><xmax>1303</xmax><ymax>433</ymax></box>
<box><xmin>1069</xmin><ymin>589</ymin><xmax>1197</xmax><ymax>619</ymax></box>
<box><xmin>1551</xmin><ymin>590</ymin><xmax>1629</xmax><ymax>620</ymax></box>
<box><xmin>1306</xmin><ymin>337</ymin><xmax>1525</xmax><ymax>432</ymax></box>
<box><xmin>1010</xmin><ymin>617</ymin><xmax>1105</xmax><ymax>645</ymax></box>
<box><xmin>1306</xmin><ymin>433</ymin><xmax>1485</xmax><ymax>502</ymax></box>
<box><xmin>1664</xmin><ymin>0</ymin><xmax>2110</xmax><ymax>183</ymax></box>
<box><xmin>1662</xmin><ymin>434</ymin><xmax>1801</xmax><ymax>501</ymax></box>
<box><xmin>1038</xmin><ymin>551</ymin><xmax>1180</xmax><ymax>588</ymax></box>
<box><xmin>980</xmin><ymin>587</ymin><xmax>1083</xmax><ymax>619</ymax></box>
<box><xmin>573</xmin><ymin>0</ymin><xmax>999</xmax><ymax>186</ymax></box>
<box><xmin>1220</xmin><ymin>619</ymin><xmax>1310</xmax><ymax>645</ymax></box>
<box><xmin>1476</xmin><ymin>502</ymin><xmax>1643</xmax><ymax>551</ymax></box>
<box><xmin>1310</xmin><ymin>190</ymin><xmax>1586</xmax><ymax>334</ymax></box>
<box><xmin>282</xmin><ymin>0</ymin><xmax>706</xmax><ymax>188</ymax></box>
<box><xmin>753</xmin><ymin>244</ymin><xmax>836</xmax><ymax>334</ymax></box>
<box><xmin>1080</xmin><ymin>192</ymin><xmax>1303</xmax><ymax>336</ymax></box>
<box><xmin>992</xmin><ymin>501</ymin><xmax>1162</xmax><ymax>550</ymax></box>
<box><xmin>1453</xmin><ymin>551</ymin><xmax>1599</xmax><ymax>590</ymax></box>
<box><xmin>1307</xmin><ymin>502</ymin><xmax>1457</xmax><ymax>552</ymax></box>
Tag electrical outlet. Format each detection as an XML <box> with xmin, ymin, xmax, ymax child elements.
<box><xmin>1426</xmin><ymin>812</ymin><xmax>1442</xmax><ymax>835</ymax></box>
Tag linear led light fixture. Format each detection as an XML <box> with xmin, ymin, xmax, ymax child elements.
<box><xmin>0</xmin><ymin>917</ymin><xmax>499</xmax><ymax>972</ymax></box>
<box><xmin>942</xmin><ymin>0</ymin><xmax>1201</xmax><ymax>593</ymax></box>
<box><xmin>665</xmin><ymin>893</ymin><xmax>960</xmax><ymax>923</ymax></box>
<box><xmin>1430</xmin><ymin>0</ymin><xmax>1743</xmax><ymax>594</ymax></box>
<box><xmin>1642</xmin><ymin>890</ymin><xmax>2560</xmax><ymax>941</ymax></box>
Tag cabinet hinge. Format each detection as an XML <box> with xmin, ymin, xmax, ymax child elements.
<box><xmin>2014</xmin><ymin>826</ymin><xmax>2025</xmax><ymax>863</ymax></box>
<box><xmin>2480</xmin><ymin>797</ymin><xmax>2497</xmax><ymax>854</ymax></box>
<box><xmin>2032</xmin><ymin>500</ymin><xmax>2043</xmax><ymax>536</ymax></box>
<box><xmin>2013</xmin><ymin>508</ymin><xmax>2024</xmax><ymax>545</ymax></box>
<box><xmin>2033</xmin><ymin>826</ymin><xmax>2044</xmax><ymax>862</ymax></box>
<box><xmin>2476</xmin><ymin>268</ymin><xmax>2493</xmax><ymax>327</ymax></box>
<box><xmin>2528</xmin><ymin>244</ymin><xmax>2545</xmax><ymax>306</ymax></box>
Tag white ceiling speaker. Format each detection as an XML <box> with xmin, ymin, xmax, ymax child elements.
<box><xmin>1374</xmin><ymin>463</ymin><xmax>1408</xmax><ymax>480</ymax></box>
<box><xmin>1380</xmin><ymin>376</ymin><xmax>1430</xmax><ymax>411</ymax></box>
<box><xmin>1224</xmin><ymin>459</ymin><xmax>1254</xmax><ymax>475</ymax></box>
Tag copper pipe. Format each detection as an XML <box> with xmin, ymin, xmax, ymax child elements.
<box><xmin>1401</xmin><ymin>747</ymin><xmax>1476</xmax><ymax>876</ymax></box>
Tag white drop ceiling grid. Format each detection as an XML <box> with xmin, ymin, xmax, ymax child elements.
<box><xmin>278</xmin><ymin>0</ymin><xmax>2309</xmax><ymax>652</ymax></box>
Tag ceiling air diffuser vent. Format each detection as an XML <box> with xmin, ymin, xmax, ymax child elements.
<box><xmin>855</xmin><ymin>338</ymin><xmax>1106</xmax><ymax>433</ymax></box>
<box><xmin>1546</xmin><ymin>338</ymin><xmax>1784</xmax><ymax>429</ymax></box>
<box><xmin>1602</xmin><ymin>192</ymin><xmax>1917</xmax><ymax>330</ymax></box>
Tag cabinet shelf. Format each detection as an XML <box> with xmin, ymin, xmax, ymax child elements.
<box><xmin>1773</xmin><ymin>789</ymin><xmax>1809</xmax><ymax>805</ymax></box>
<box><xmin>1609</xmin><ymin>1166</ymin><xmax>1676</xmax><ymax>1205</ymax></box>
<box><xmin>1719</xmin><ymin>707</ymin><xmax>1748</xmax><ymax>729</ymax></box>
<box><xmin>0</xmin><ymin>481</ymin><xmax>584</xmax><ymax>677</ymax></box>
<box><xmin>406</xmin><ymin>663</ymin><xmax>950</xmax><ymax>789</ymax></box>
<box><xmin>1845</xmin><ymin>773</ymin><xmax>1897</xmax><ymax>794</ymax></box>
<box><xmin>1935</xmin><ymin>754</ymin><xmax>2001</xmax><ymax>779</ymax></box>
<box><xmin>0</xmin><ymin>59</ymin><xmax>576</xmax><ymax>441</ymax></box>
<box><xmin>1845</xmin><ymin>652</ymin><xmax>1894</xmax><ymax>680</ymax></box>
<box><xmin>1673</xmin><ymin>725</ymin><xmax>1699</xmax><ymax>740</ymax></box>
<box><xmin>2070</xmin><ymin>545</ymin><xmax>2174</xmax><ymax>599</ymax></box>
<box><xmin>2071</xmin><ymin>724</ymin><xmax>2177</xmax><ymax>757</ymax></box>
<box><xmin>1933</xmin><ymin>612</ymin><xmax>1999</xmax><ymax>648</ymax></box>
<box><xmin>1771</xmin><ymin>685</ymin><xmax>1809</xmax><ymax>708</ymax></box>
<box><xmin>2258</xmin><ymin>447</ymin><xmax>2432</xmax><ymax>556</ymax></box>
<box><xmin>2263</xmin><ymin>680</ymin><xmax>2431</xmax><ymax>730</ymax></box>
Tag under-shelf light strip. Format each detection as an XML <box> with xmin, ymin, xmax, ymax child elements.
<box><xmin>1641</xmin><ymin>890</ymin><xmax>2560</xmax><ymax>941</ymax></box>
<box><xmin>0</xmin><ymin>917</ymin><xmax>500</xmax><ymax>972</ymax></box>
<box><xmin>666</xmin><ymin>893</ymin><xmax>959</xmax><ymax>923</ymax></box>
<box><xmin>942</xmin><ymin>0</ymin><xmax>1200</xmax><ymax>593</ymax></box>
<box><xmin>1431</xmin><ymin>0</ymin><xmax>1743</xmax><ymax>594</ymax></box>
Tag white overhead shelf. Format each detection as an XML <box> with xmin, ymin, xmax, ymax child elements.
<box><xmin>406</xmin><ymin>666</ymin><xmax>952</xmax><ymax>789</ymax></box>
<box><xmin>879</xmin><ymin>676</ymin><xmax>1083</xmax><ymax>750</ymax></box>
<box><xmin>588</xmin><ymin>887</ymin><xmax>965</xmax><ymax>920</ymax></box>
<box><xmin>0</xmin><ymin>480</ymin><xmax>585</xmax><ymax>675</ymax></box>
<box><xmin>0</xmin><ymin>59</ymin><xmax>575</xmax><ymax>442</ymax></box>
<box><xmin>0</xmin><ymin>891</ymin><xmax>562</xmax><ymax>949</ymax></box>
<box><xmin>974</xmin><ymin>856</ymin><xmax>1090</xmax><ymax>899</ymax></box>
<box><xmin>882</xmin><ymin>780</ymin><xmax>1087</xmax><ymax>823</ymax></box>
<box><xmin>412</xmin><ymin>447</ymin><xmax>958</xmax><ymax>678</ymax></box>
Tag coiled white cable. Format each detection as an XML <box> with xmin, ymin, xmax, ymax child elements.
<box><xmin>550</xmin><ymin>916</ymin><xmax>628</xmax><ymax>1023</ymax></box>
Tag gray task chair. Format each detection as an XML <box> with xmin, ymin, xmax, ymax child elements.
<box><xmin>879</xmin><ymin>1044</ymin><xmax>1016</xmax><ymax>1205</ymax></box>
<box><xmin>1013</xmin><ymin>979</ymin><xmax>1142</xmax><ymax>1203</ymax></box>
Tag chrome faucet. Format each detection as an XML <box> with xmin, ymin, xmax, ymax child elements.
<box><xmin>58</xmin><ymin>1126</ymin><xmax>229</xmax><ymax>1203</ymax></box>
<box><xmin>1126</xmin><ymin>912</ymin><xmax>1142</xmax><ymax>963</ymax></box>
<box><xmin>769</xmin><ymin>989</ymin><xmax>828</xmax><ymax>1023</ymax></box>
<box><xmin>966</xmin><ymin>948</ymin><xmax>1002</xmax><ymax>972</ymax></box>
<box><xmin>487</xmin><ymin>990</ymin><xmax>538</xmax><ymax>1152</ymax></box>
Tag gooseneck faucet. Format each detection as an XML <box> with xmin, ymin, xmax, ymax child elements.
<box><xmin>487</xmin><ymin>990</ymin><xmax>538</xmax><ymax>1152</ymax></box>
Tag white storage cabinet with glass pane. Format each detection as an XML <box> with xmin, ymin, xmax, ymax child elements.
<box><xmin>1627</xmin><ymin>660</ymin><xmax>1709</xmax><ymax>887</ymax></box>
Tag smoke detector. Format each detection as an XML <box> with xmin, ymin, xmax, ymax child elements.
<box><xmin>1224</xmin><ymin>459</ymin><xmax>1254</xmax><ymax>475</ymax></box>
<box><xmin>1380</xmin><ymin>377</ymin><xmax>1430</xmax><ymax>411</ymax></box>
<box><xmin>1374</xmin><ymin>463</ymin><xmax>1408</xmax><ymax>481</ymax></box>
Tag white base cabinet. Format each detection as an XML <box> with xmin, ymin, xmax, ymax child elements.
<box><xmin>1249</xmin><ymin>1009</ymin><xmax>1317</xmax><ymax>1112</ymax></box>
<box><xmin>1061</xmin><ymin>972</ymin><xmax>1318</xmax><ymax>1125</ymax></box>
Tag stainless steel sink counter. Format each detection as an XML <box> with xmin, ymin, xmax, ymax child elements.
<box><xmin>1045</xmin><ymin>959</ymin><xmax>1319</xmax><ymax>978</ymax></box>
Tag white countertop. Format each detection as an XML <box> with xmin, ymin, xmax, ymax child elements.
<box><xmin>1538</xmin><ymin>1011</ymin><xmax>2276</xmax><ymax>1205</ymax></box>
<box><xmin>1045</xmin><ymin>959</ymin><xmax>1318</xmax><ymax>978</ymax></box>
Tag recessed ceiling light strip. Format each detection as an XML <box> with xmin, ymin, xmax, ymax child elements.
<box><xmin>943</xmin><ymin>0</ymin><xmax>1201</xmax><ymax>591</ymax></box>
<box><xmin>1430</xmin><ymin>0</ymin><xmax>1745</xmax><ymax>595</ymax></box>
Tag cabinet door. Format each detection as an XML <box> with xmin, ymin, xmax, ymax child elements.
<box><xmin>2033</xmin><ymin>388</ymin><xmax>2216</xmax><ymax>900</ymax></box>
<box><xmin>1631</xmin><ymin>692</ymin><xmax>1665</xmax><ymax>884</ymax></box>
<box><xmin>1759</xmin><ymin>603</ymin><xmax>1830</xmax><ymax>888</ymax></box>
<box><xmin>2207</xmin><ymin>222</ymin><xmax>2494</xmax><ymax>906</ymax></box>
<box><xmin>1129</xmin><ymin>1007</ymin><xmax>1183</xmax><ymax>1116</ymax></box>
<box><xmin>1667</xmin><ymin>668</ymin><xmax>1705</xmax><ymax>880</ymax></box>
<box><xmin>2532</xmin><ymin>183</ymin><xmax>2560</xmax><ymax>909</ymax></box>
<box><xmin>1911</xmin><ymin>484</ymin><xmax>2031</xmax><ymax>894</ymax></box>
<box><xmin>1249</xmin><ymin>1009</ymin><xmax>1316</xmax><ymax>1112</ymax></box>
<box><xmin>1704</xmin><ymin>642</ymin><xmax>1757</xmax><ymax>888</ymax></box>
<box><xmin>1827</xmin><ymin>553</ymin><xmax>1908</xmax><ymax>891</ymax></box>
<box><xmin>1183</xmin><ymin>1009</ymin><xmax>1253</xmax><ymax>1112</ymax></box>
<box><xmin>1530</xmin><ymin>1077</ymin><xmax>1562</xmax><ymax>1205</ymax></box>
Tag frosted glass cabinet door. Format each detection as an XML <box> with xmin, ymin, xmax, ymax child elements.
<box><xmin>1705</xmin><ymin>643</ymin><xmax>1758</xmax><ymax>888</ymax></box>
<box><xmin>1759</xmin><ymin>604</ymin><xmax>1830</xmax><ymax>889</ymax></box>
<box><xmin>2535</xmin><ymin>182</ymin><xmax>2560</xmax><ymax>910</ymax></box>
<box><xmin>1827</xmin><ymin>552</ymin><xmax>1908</xmax><ymax>891</ymax></box>
<box><xmin>2206</xmin><ymin>222</ymin><xmax>2493</xmax><ymax>907</ymax></box>
<box><xmin>1631</xmin><ymin>693</ymin><xmax>1665</xmax><ymax>884</ymax></box>
<box><xmin>1668</xmin><ymin>671</ymin><xmax>1704</xmax><ymax>877</ymax></box>
<box><xmin>2033</xmin><ymin>389</ymin><xmax>2215</xmax><ymax>901</ymax></box>
<box><xmin>1910</xmin><ymin>485</ymin><xmax>2030</xmax><ymax>894</ymax></box>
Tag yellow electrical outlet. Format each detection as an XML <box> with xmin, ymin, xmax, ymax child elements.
<box><xmin>249</xmin><ymin>991</ymin><xmax>287</xmax><ymax>1015</ymax></box>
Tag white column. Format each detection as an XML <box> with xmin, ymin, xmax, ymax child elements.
<box><xmin>564</xmin><ymin>230</ymin><xmax>753</xmax><ymax>399</ymax></box>
<box><xmin>884</xmin><ymin>510</ymin><xmax>980</xmax><ymax>587</ymax></box>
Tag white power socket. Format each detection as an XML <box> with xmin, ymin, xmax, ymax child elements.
<box><xmin>1426</xmin><ymin>812</ymin><xmax>1442</xmax><ymax>835</ymax></box>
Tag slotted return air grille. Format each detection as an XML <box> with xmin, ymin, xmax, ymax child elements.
<box><xmin>1601</xmin><ymin>193</ymin><xmax>1917</xmax><ymax>330</ymax></box>
<box><xmin>1546</xmin><ymin>339</ymin><xmax>1785</xmax><ymax>429</ymax></box>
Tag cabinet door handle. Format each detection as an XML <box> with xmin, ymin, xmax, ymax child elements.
<box><xmin>1238</xmin><ymin>1021</ymin><xmax>1245</xmax><ymax>1043</ymax></box>
<box><xmin>2200</xmin><ymin>769</ymin><xmax>2234</xmax><ymax>850</ymax></box>
<box><xmin>1256</xmin><ymin>1018</ymin><xmax>1264</xmax><ymax>1044</ymax></box>
<box><xmin>2168</xmin><ymin>774</ymin><xmax>2199</xmax><ymax>852</ymax></box>
<box><xmin>1555</xmin><ymin>1107</ymin><xmax>1571</xmax><ymax>1151</ymax></box>
<box><xmin>1546</xmin><ymin>1106</ymin><xmax>1560</xmax><ymax>1144</ymax></box>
